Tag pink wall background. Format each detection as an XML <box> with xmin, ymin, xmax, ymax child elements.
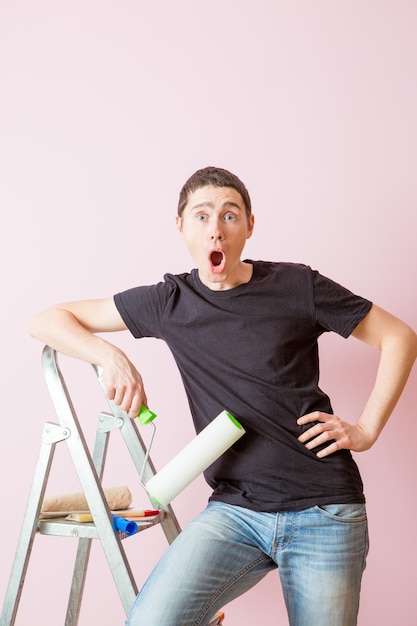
<box><xmin>1</xmin><ymin>1</ymin><xmax>416</xmax><ymax>624</ymax></box>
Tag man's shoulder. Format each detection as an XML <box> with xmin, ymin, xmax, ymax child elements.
<box><xmin>250</xmin><ymin>259</ymin><xmax>311</xmax><ymax>277</ymax></box>
<box><xmin>161</xmin><ymin>269</ymin><xmax>196</xmax><ymax>290</ymax></box>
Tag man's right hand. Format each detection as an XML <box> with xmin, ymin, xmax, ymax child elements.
<box><xmin>102</xmin><ymin>349</ymin><xmax>148</xmax><ymax>419</ymax></box>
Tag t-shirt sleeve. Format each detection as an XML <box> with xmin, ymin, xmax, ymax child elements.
<box><xmin>311</xmin><ymin>270</ymin><xmax>373</xmax><ymax>338</ymax></box>
<box><xmin>114</xmin><ymin>281</ymin><xmax>172</xmax><ymax>339</ymax></box>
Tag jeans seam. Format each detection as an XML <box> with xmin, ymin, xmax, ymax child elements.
<box><xmin>193</xmin><ymin>553</ymin><xmax>271</xmax><ymax>626</ymax></box>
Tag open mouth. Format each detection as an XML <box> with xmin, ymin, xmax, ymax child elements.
<box><xmin>209</xmin><ymin>250</ymin><xmax>226</xmax><ymax>273</ymax></box>
<box><xmin>211</xmin><ymin>251</ymin><xmax>223</xmax><ymax>267</ymax></box>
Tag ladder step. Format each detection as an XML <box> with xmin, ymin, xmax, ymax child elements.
<box><xmin>37</xmin><ymin>511</ymin><xmax>165</xmax><ymax>539</ymax></box>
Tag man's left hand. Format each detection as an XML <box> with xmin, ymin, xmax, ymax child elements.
<box><xmin>297</xmin><ymin>412</ymin><xmax>375</xmax><ymax>458</ymax></box>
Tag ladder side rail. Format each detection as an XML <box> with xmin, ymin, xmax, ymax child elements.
<box><xmin>119</xmin><ymin>416</ymin><xmax>182</xmax><ymax>544</ymax></box>
<box><xmin>65</xmin><ymin>423</ymin><xmax>112</xmax><ymax>626</ymax></box>
<box><xmin>113</xmin><ymin>407</ymin><xmax>181</xmax><ymax>543</ymax></box>
<box><xmin>0</xmin><ymin>424</ymin><xmax>59</xmax><ymax>626</ymax></box>
<box><xmin>65</xmin><ymin>539</ymin><xmax>92</xmax><ymax>626</ymax></box>
<box><xmin>41</xmin><ymin>346</ymin><xmax>137</xmax><ymax>614</ymax></box>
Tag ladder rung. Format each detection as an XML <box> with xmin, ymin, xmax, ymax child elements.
<box><xmin>37</xmin><ymin>513</ymin><xmax>165</xmax><ymax>539</ymax></box>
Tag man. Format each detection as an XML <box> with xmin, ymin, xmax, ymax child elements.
<box><xmin>30</xmin><ymin>166</ymin><xmax>417</xmax><ymax>625</ymax></box>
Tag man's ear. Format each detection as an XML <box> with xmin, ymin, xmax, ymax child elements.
<box><xmin>175</xmin><ymin>215</ymin><xmax>183</xmax><ymax>235</ymax></box>
<box><xmin>247</xmin><ymin>214</ymin><xmax>255</xmax><ymax>239</ymax></box>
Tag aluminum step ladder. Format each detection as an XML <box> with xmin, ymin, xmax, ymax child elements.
<box><xmin>0</xmin><ymin>346</ymin><xmax>224</xmax><ymax>626</ymax></box>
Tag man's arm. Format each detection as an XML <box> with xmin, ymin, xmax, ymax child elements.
<box><xmin>29</xmin><ymin>298</ymin><xmax>147</xmax><ymax>418</ymax></box>
<box><xmin>297</xmin><ymin>304</ymin><xmax>417</xmax><ymax>458</ymax></box>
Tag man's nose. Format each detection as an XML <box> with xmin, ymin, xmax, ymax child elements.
<box><xmin>210</xmin><ymin>218</ymin><xmax>224</xmax><ymax>240</ymax></box>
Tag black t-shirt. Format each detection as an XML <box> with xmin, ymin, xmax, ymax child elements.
<box><xmin>114</xmin><ymin>261</ymin><xmax>373</xmax><ymax>512</ymax></box>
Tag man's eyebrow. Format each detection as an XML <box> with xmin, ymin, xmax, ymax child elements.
<box><xmin>190</xmin><ymin>201</ymin><xmax>243</xmax><ymax>212</ymax></box>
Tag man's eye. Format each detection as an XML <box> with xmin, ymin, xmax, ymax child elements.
<box><xmin>224</xmin><ymin>213</ymin><xmax>236</xmax><ymax>221</ymax></box>
<box><xmin>196</xmin><ymin>214</ymin><xmax>207</xmax><ymax>221</ymax></box>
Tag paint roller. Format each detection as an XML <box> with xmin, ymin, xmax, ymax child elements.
<box><xmin>137</xmin><ymin>406</ymin><xmax>246</xmax><ymax>505</ymax></box>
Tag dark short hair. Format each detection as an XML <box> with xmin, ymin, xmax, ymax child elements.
<box><xmin>177</xmin><ymin>166</ymin><xmax>252</xmax><ymax>219</ymax></box>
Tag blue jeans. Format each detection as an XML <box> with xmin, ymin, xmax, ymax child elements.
<box><xmin>126</xmin><ymin>501</ymin><xmax>369</xmax><ymax>626</ymax></box>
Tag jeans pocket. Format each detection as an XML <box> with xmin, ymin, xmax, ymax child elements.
<box><xmin>314</xmin><ymin>503</ymin><xmax>367</xmax><ymax>523</ymax></box>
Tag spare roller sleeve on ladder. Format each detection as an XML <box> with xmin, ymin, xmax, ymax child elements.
<box><xmin>41</xmin><ymin>485</ymin><xmax>132</xmax><ymax>513</ymax></box>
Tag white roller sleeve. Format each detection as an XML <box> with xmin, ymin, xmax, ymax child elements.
<box><xmin>145</xmin><ymin>410</ymin><xmax>245</xmax><ymax>505</ymax></box>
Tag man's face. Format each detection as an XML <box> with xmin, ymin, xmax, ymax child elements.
<box><xmin>176</xmin><ymin>185</ymin><xmax>254</xmax><ymax>290</ymax></box>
